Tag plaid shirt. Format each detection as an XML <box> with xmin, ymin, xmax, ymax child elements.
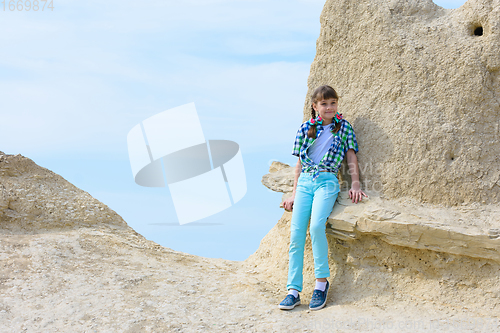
<box><xmin>292</xmin><ymin>118</ymin><xmax>359</xmax><ymax>180</ymax></box>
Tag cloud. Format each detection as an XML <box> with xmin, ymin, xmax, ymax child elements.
<box><xmin>0</xmin><ymin>55</ymin><xmax>309</xmax><ymax>156</ymax></box>
<box><xmin>1</xmin><ymin>0</ymin><xmax>468</xmax><ymax>158</ymax></box>
<box><xmin>0</xmin><ymin>0</ymin><xmax>321</xmax><ymax>157</ymax></box>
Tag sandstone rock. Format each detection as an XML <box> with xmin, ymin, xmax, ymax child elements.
<box><xmin>3</xmin><ymin>0</ymin><xmax>500</xmax><ymax>329</ymax></box>
<box><xmin>2</xmin><ymin>149</ymin><xmax>499</xmax><ymax>330</ymax></box>
<box><xmin>256</xmin><ymin>0</ymin><xmax>500</xmax><ymax>323</ymax></box>
<box><xmin>6</xmin><ymin>151</ymin><xmax>483</xmax><ymax>332</ymax></box>
<box><xmin>250</xmin><ymin>164</ymin><xmax>500</xmax><ymax>321</ymax></box>
<box><xmin>261</xmin><ymin>162</ymin><xmax>295</xmax><ymax>194</ymax></box>
<box><xmin>0</xmin><ymin>151</ymin><xmax>292</xmax><ymax>331</ymax></box>
<box><xmin>264</xmin><ymin>161</ymin><xmax>500</xmax><ymax>261</ymax></box>
<box><xmin>0</xmin><ymin>151</ymin><xmax>126</xmax><ymax>233</ymax></box>
<box><xmin>267</xmin><ymin>161</ymin><xmax>291</xmax><ymax>173</ymax></box>
<box><xmin>303</xmin><ymin>0</ymin><xmax>500</xmax><ymax>206</ymax></box>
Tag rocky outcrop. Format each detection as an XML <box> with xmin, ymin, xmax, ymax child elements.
<box><xmin>1</xmin><ymin>151</ymin><xmax>499</xmax><ymax>330</ymax></box>
<box><xmin>249</xmin><ymin>0</ymin><xmax>500</xmax><ymax>324</ymax></box>
<box><xmin>263</xmin><ymin>162</ymin><xmax>500</xmax><ymax>262</ymax></box>
<box><xmin>3</xmin><ymin>0</ymin><xmax>500</xmax><ymax>329</ymax></box>
<box><xmin>303</xmin><ymin>0</ymin><xmax>500</xmax><ymax>206</ymax></box>
<box><xmin>0</xmin><ymin>151</ymin><xmax>289</xmax><ymax>332</ymax></box>
<box><xmin>0</xmin><ymin>152</ymin><xmax>126</xmax><ymax>233</ymax></box>
<box><xmin>248</xmin><ymin>162</ymin><xmax>500</xmax><ymax>319</ymax></box>
<box><xmin>10</xmin><ymin>150</ymin><xmax>493</xmax><ymax>332</ymax></box>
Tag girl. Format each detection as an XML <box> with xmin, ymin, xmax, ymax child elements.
<box><xmin>279</xmin><ymin>85</ymin><xmax>367</xmax><ymax>311</ymax></box>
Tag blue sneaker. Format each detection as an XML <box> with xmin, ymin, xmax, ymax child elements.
<box><xmin>278</xmin><ymin>293</ymin><xmax>301</xmax><ymax>310</ymax></box>
<box><xmin>309</xmin><ymin>280</ymin><xmax>329</xmax><ymax>310</ymax></box>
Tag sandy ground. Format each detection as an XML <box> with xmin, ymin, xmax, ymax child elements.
<box><xmin>1</xmin><ymin>224</ymin><xmax>499</xmax><ymax>333</ymax></box>
<box><xmin>1</xmin><ymin>152</ymin><xmax>499</xmax><ymax>332</ymax></box>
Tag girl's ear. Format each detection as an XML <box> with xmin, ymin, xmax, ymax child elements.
<box><xmin>312</xmin><ymin>103</ymin><xmax>317</xmax><ymax>112</ymax></box>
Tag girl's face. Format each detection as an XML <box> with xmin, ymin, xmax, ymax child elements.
<box><xmin>313</xmin><ymin>98</ymin><xmax>338</xmax><ymax>124</ymax></box>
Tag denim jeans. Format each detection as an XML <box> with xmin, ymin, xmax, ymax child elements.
<box><xmin>287</xmin><ymin>172</ymin><xmax>340</xmax><ymax>292</ymax></box>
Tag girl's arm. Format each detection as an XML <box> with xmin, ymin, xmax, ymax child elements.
<box><xmin>346</xmin><ymin>149</ymin><xmax>368</xmax><ymax>204</ymax></box>
<box><xmin>282</xmin><ymin>158</ymin><xmax>301</xmax><ymax>211</ymax></box>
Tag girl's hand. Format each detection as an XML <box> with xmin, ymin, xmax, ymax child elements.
<box><xmin>281</xmin><ymin>196</ymin><xmax>295</xmax><ymax>212</ymax></box>
<box><xmin>348</xmin><ymin>187</ymin><xmax>368</xmax><ymax>204</ymax></box>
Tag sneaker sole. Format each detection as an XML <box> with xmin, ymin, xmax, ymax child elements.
<box><xmin>278</xmin><ymin>300</ymin><xmax>301</xmax><ymax>310</ymax></box>
<box><xmin>309</xmin><ymin>286</ymin><xmax>329</xmax><ymax>311</ymax></box>
<box><xmin>309</xmin><ymin>300</ymin><xmax>326</xmax><ymax>311</ymax></box>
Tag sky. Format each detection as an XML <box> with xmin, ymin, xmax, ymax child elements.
<box><xmin>1</xmin><ymin>0</ymin><xmax>467</xmax><ymax>261</ymax></box>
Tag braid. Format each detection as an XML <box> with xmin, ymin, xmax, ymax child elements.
<box><xmin>332</xmin><ymin>119</ymin><xmax>342</xmax><ymax>134</ymax></box>
<box><xmin>307</xmin><ymin>105</ymin><xmax>318</xmax><ymax>138</ymax></box>
<box><xmin>310</xmin><ymin>105</ymin><xmax>315</xmax><ymax>120</ymax></box>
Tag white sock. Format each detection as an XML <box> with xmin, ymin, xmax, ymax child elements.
<box><xmin>315</xmin><ymin>281</ymin><xmax>327</xmax><ymax>291</ymax></box>
<box><xmin>288</xmin><ymin>289</ymin><xmax>299</xmax><ymax>298</ymax></box>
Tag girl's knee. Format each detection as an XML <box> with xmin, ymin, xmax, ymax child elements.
<box><xmin>289</xmin><ymin>237</ymin><xmax>306</xmax><ymax>248</ymax></box>
<box><xmin>309</xmin><ymin>222</ymin><xmax>326</xmax><ymax>236</ymax></box>
<box><xmin>290</xmin><ymin>226</ymin><xmax>308</xmax><ymax>241</ymax></box>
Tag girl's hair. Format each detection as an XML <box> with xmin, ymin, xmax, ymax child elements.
<box><xmin>307</xmin><ymin>85</ymin><xmax>341</xmax><ymax>138</ymax></box>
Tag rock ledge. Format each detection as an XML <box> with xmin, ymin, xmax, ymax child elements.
<box><xmin>263</xmin><ymin>161</ymin><xmax>500</xmax><ymax>262</ymax></box>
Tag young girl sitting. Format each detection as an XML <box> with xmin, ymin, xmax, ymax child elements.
<box><xmin>279</xmin><ymin>85</ymin><xmax>367</xmax><ymax>311</ymax></box>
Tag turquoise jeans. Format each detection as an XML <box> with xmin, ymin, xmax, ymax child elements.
<box><xmin>287</xmin><ymin>172</ymin><xmax>340</xmax><ymax>292</ymax></box>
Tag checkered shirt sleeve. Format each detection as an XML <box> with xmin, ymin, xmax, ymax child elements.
<box><xmin>343</xmin><ymin>121</ymin><xmax>359</xmax><ymax>153</ymax></box>
<box><xmin>291</xmin><ymin>122</ymin><xmax>307</xmax><ymax>157</ymax></box>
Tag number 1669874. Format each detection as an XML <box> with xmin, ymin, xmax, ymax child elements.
<box><xmin>2</xmin><ymin>0</ymin><xmax>54</xmax><ymax>11</ymax></box>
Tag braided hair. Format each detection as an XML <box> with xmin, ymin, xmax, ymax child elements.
<box><xmin>307</xmin><ymin>85</ymin><xmax>341</xmax><ymax>139</ymax></box>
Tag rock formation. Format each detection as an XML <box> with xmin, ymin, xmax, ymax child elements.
<box><xmin>263</xmin><ymin>162</ymin><xmax>500</xmax><ymax>262</ymax></box>
<box><xmin>3</xmin><ymin>150</ymin><xmax>498</xmax><ymax>332</ymax></box>
<box><xmin>251</xmin><ymin>161</ymin><xmax>500</xmax><ymax>320</ymax></box>
<box><xmin>248</xmin><ymin>0</ymin><xmax>500</xmax><ymax>323</ymax></box>
<box><xmin>2</xmin><ymin>0</ymin><xmax>500</xmax><ymax>330</ymax></box>
<box><xmin>303</xmin><ymin>0</ymin><xmax>500</xmax><ymax>206</ymax></box>
<box><xmin>0</xmin><ymin>153</ymin><xmax>127</xmax><ymax>233</ymax></box>
<box><xmin>0</xmin><ymin>152</ymin><xmax>285</xmax><ymax>332</ymax></box>
<box><xmin>3</xmin><ymin>151</ymin><xmax>499</xmax><ymax>331</ymax></box>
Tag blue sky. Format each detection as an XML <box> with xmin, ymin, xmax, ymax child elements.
<box><xmin>1</xmin><ymin>0</ymin><xmax>466</xmax><ymax>260</ymax></box>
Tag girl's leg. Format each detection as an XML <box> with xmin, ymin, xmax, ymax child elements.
<box><xmin>309</xmin><ymin>175</ymin><xmax>340</xmax><ymax>280</ymax></box>
<box><xmin>286</xmin><ymin>174</ymin><xmax>313</xmax><ymax>292</ymax></box>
